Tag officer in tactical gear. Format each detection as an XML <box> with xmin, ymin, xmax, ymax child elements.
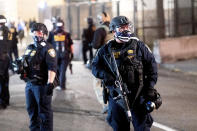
<box><xmin>92</xmin><ymin>16</ymin><xmax>161</xmax><ymax>131</ymax></box>
<box><xmin>47</xmin><ymin>18</ymin><xmax>73</xmax><ymax>90</ymax></box>
<box><xmin>81</xmin><ymin>17</ymin><xmax>95</xmax><ymax>65</ymax></box>
<box><xmin>18</xmin><ymin>23</ymin><xmax>57</xmax><ymax>131</ymax></box>
<box><xmin>0</xmin><ymin>15</ymin><xmax>10</xmax><ymax>109</ymax></box>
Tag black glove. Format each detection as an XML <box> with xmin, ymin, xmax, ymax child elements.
<box><xmin>103</xmin><ymin>73</ymin><xmax>115</xmax><ymax>86</ymax></box>
<box><xmin>46</xmin><ymin>83</ymin><xmax>54</xmax><ymax>96</ymax></box>
<box><xmin>145</xmin><ymin>88</ymin><xmax>162</xmax><ymax>109</ymax></box>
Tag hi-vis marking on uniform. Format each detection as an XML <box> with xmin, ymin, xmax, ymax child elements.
<box><xmin>10</xmin><ymin>28</ymin><xmax>15</xmax><ymax>33</ymax></box>
<box><xmin>30</xmin><ymin>50</ymin><xmax>36</xmax><ymax>56</ymax></box>
<box><xmin>48</xmin><ymin>49</ymin><xmax>56</xmax><ymax>57</ymax></box>
<box><xmin>127</xmin><ymin>50</ymin><xmax>133</xmax><ymax>54</ymax></box>
<box><xmin>54</xmin><ymin>35</ymin><xmax>66</xmax><ymax>42</ymax></box>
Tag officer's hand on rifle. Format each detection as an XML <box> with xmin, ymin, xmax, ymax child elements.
<box><xmin>104</xmin><ymin>73</ymin><xmax>115</xmax><ymax>86</ymax></box>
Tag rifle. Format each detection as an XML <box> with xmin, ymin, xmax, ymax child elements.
<box><xmin>111</xmin><ymin>51</ymin><xmax>132</xmax><ymax>121</ymax></box>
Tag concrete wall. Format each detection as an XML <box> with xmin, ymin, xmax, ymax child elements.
<box><xmin>153</xmin><ymin>35</ymin><xmax>197</xmax><ymax>63</ymax></box>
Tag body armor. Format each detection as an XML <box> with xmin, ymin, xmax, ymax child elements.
<box><xmin>53</xmin><ymin>31</ymin><xmax>69</xmax><ymax>59</ymax></box>
<box><xmin>112</xmin><ymin>40</ymin><xmax>143</xmax><ymax>102</ymax></box>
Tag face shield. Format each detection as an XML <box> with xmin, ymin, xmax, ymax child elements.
<box><xmin>56</xmin><ymin>22</ymin><xmax>64</xmax><ymax>32</ymax></box>
<box><xmin>114</xmin><ymin>23</ymin><xmax>134</xmax><ymax>42</ymax></box>
<box><xmin>32</xmin><ymin>31</ymin><xmax>45</xmax><ymax>43</ymax></box>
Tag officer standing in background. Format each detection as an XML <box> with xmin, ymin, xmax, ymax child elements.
<box><xmin>16</xmin><ymin>23</ymin><xmax>57</xmax><ymax>131</ymax></box>
<box><xmin>81</xmin><ymin>17</ymin><xmax>95</xmax><ymax>65</ymax></box>
<box><xmin>92</xmin><ymin>16</ymin><xmax>162</xmax><ymax>131</ymax></box>
<box><xmin>91</xmin><ymin>12</ymin><xmax>113</xmax><ymax>114</ymax></box>
<box><xmin>0</xmin><ymin>15</ymin><xmax>10</xmax><ymax>109</ymax></box>
<box><xmin>9</xmin><ymin>21</ymin><xmax>19</xmax><ymax>71</ymax></box>
<box><xmin>92</xmin><ymin>12</ymin><xmax>113</xmax><ymax>50</ymax></box>
<box><xmin>47</xmin><ymin>18</ymin><xmax>73</xmax><ymax>90</ymax></box>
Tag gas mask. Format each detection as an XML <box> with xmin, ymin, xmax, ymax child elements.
<box><xmin>56</xmin><ymin>22</ymin><xmax>63</xmax><ymax>33</ymax></box>
<box><xmin>114</xmin><ymin>24</ymin><xmax>134</xmax><ymax>43</ymax></box>
<box><xmin>33</xmin><ymin>36</ymin><xmax>44</xmax><ymax>43</ymax></box>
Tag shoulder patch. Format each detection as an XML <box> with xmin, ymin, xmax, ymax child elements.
<box><xmin>48</xmin><ymin>49</ymin><xmax>56</xmax><ymax>57</ymax></box>
<box><xmin>40</xmin><ymin>42</ymin><xmax>46</xmax><ymax>46</ymax></box>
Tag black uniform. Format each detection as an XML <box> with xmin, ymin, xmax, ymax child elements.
<box><xmin>82</xmin><ymin>24</ymin><xmax>94</xmax><ymax>64</ymax></box>
<box><xmin>47</xmin><ymin>27</ymin><xmax>73</xmax><ymax>90</ymax></box>
<box><xmin>9</xmin><ymin>25</ymin><xmax>19</xmax><ymax>68</ymax></box>
<box><xmin>0</xmin><ymin>24</ymin><xmax>10</xmax><ymax>109</ymax></box>
<box><xmin>23</xmin><ymin>41</ymin><xmax>57</xmax><ymax>131</ymax></box>
<box><xmin>92</xmin><ymin>39</ymin><xmax>158</xmax><ymax>131</ymax></box>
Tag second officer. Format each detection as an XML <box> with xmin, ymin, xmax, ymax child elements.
<box><xmin>47</xmin><ymin>18</ymin><xmax>73</xmax><ymax>90</ymax></box>
<box><xmin>15</xmin><ymin>23</ymin><xmax>57</xmax><ymax>131</ymax></box>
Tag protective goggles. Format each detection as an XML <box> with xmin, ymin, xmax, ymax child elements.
<box><xmin>115</xmin><ymin>23</ymin><xmax>134</xmax><ymax>33</ymax></box>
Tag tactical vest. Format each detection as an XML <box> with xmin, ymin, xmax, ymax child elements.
<box><xmin>112</xmin><ymin>40</ymin><xmax>143</xmax><ymax>98</ymax></box>
<box><xmin>53</xmin><ymin>32</ymin><xmax>68</xmax><ymax>58</ymax></box>
<box><xmin>24</xmin><ymin>43</ymin><xmax>48</xmax><ymax>84</ymax></box>
<box><xmin>100</xmin><ymin>25</ymin><xmax>114</xmax><ymax>44</ymax></box>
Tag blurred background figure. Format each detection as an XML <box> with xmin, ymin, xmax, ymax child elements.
<box><xmin>92</xmin><ymin>11</ymin><xmax>113</xmax><ymax>50</ymax></box>
<box><xmin>17</xmin><ymin>19</ymin><xmax>25</xmax><ymax>46</ymax></box>
<box><xmin>47</xmin><ymin>18</ymin><xmax>73</xmax><ymax>91</ymax></box>
<box><xmin>81</xmin><ymin>17</ymin><xmax>95</xmax><ymax>67</ymax></box>
<box><xmin>28</xmin><ymin>18</ymin><xmax>36</xmax><ymax>32</ymax></box>
<box><xmin>91</xmin><ymin>11</ymin><xmax>113</xmax><ymax>114</ymax></box>
<box><xmin>8</xmin><ymin>21</ymin><xmax>18</xmax><ymax>73</ymax></box>
<box><xmin>0</xmin><ymin>15</ymin><xmax>10</xmax><ymax>109</ymax></box>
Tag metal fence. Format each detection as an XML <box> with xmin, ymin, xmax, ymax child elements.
<box><xmin>39</xmin><ymin>0</ymin><xmax>197</xmax><ymax>46</ymax></box>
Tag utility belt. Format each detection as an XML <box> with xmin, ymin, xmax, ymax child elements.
<box><xmin>27</xmin><ymin>76</ymin><xmax>45</xmax><ymax>85</ymax></box>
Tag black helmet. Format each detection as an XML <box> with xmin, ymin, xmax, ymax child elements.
<box><xmin>109</xmin><ymin>16</ymin><xmax>135</xmax><ymax>42</ymax></box>
<box><xmin>0</xmin><ymin>15</ymin><xmax>7</xmax><ymax>24</ymax></box>
<box><xmin>56</xmin><ymin>18</ymin><xmax>64</xmax><ymax>27</ymax></box>
<box><xmin>31</xmin><ymin>23</ymin><xmax>48</xmax><ymax>35</ymax></box>
<box><xmin>109</xmin><ymin>16</ymin><xmax>130</xmax><ymax>32</ymax></box>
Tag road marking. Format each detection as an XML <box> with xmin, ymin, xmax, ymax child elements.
<box><xmin>153</xmin><ymin>122</ymin><xmax>178</xmax><ymax>131</ymax></box>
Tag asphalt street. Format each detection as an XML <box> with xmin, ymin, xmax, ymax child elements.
<box><xmin>0</xmin><ymin>37</ymin><xmax>197</xmax><ymax>131</ymax></box>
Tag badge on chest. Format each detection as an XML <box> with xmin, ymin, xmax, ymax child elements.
<box><xmin>127</xmin><ymin>49</ymin><xmax>134</xmax><ymax>59</ymax></box>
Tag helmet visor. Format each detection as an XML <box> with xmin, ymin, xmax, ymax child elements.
<box><xmin>115</xmin><ymin>23</ymin><xmax>133</xmax><ymax>33</ymax></box>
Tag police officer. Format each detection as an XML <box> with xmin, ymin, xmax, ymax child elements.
<box><xmin>0</xmin><ymin>15</ymin><xmax>10</xmax><ymax>109</ymax></box>
<box><xmin>92</xmin><ymin>12</ymin><xmax>113</xmax><ymax>49</ymax></box>
<box><xmin>81</xmin><ymin>17</ymin><xmax>95</xmax><ymax>65</ymax></box>
<box><xmin>92</xmin><ymin>16</ymin><xmax>161</xmax><ymax>131</ymax></box>
<box><xmin>47</xmin><ymin>18</ymin><xmax>73</xmax><ymax>90</ymax></box>
<box><xmin>9</xmin><ymin>21</ymin><xmax>19</xmax><ymax>70</ymax></box>
<box><xmin>20</xmin><ymin>23</ymin><xmax>57</xmax><ymax>131</ymax></box>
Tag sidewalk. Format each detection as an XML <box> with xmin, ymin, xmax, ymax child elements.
<box><xmin>161</xmin><ymin>58</ymin><xmax>197</xmax><ymax>76</ymax></box>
